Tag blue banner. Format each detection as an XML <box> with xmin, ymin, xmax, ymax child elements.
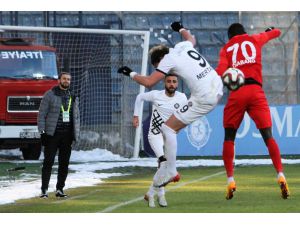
<box><xmin>177</xmin><ymin>105</ymin><xmax>300</xmax><ymax>156</ymax></box>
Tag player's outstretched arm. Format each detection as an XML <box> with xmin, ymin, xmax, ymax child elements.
<box><xmin>118</xmin><ymin>66</ymin><xmax>164</xmax><ymax>88</ymax></box>
<box><xmin>253</xmin><ymin>26</ymin><xmax>281</xmax><ymax>45</ymax></box>
<box><xmin>171</xmin><ymin>21</ymin><xmax>196</xmax><ymax>46</ymax></box>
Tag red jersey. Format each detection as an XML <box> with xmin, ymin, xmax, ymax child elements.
<box><xmin>215</xmin><ymin>29</ymin><xmax>281</xmax><ymax>85</ymax></box>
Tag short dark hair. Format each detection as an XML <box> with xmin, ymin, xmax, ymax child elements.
<box><xmin>149</xmin><ymin>45</ymin><xmax>169</xmax><ymax>65</ymax></box>
<box><xmin>58</xmin><ymin>72</ymin><xmax>71</xmax><ymax>79</ymax></box>
<box><xmin>228</xmin><ymin>23</ymin><xmax>246</xmax><ymax>40</ymax></box>
<box><xmin>165</xmin><ymin>74</ymin><xmax>178</xmax><ymax>79</ymax></box>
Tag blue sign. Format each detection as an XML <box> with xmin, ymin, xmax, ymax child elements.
<box><xmin>177</xmin><ymin>105</ymin><xmax>300</xmax><ymax>156</ymax></box>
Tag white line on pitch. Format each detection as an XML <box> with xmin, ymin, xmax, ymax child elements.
<box><xmin>99</xmin><ymin>170</ymin><xmax>225</xmax><ymax>213</ymax></box>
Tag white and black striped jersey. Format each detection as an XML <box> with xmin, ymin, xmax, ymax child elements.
<box><xmin>156</xmin><ymin>41</ymin><xmax>222</xmax><ymax>97</ymax></box>
<box><xmin>134</xmin><ymin>90</ymin><xmax>187</xmax><ymax>135</ymax></box>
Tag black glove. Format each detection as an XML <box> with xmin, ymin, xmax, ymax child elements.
<box><xmin>171</xmin><ymin>21</ymin><xmax>184</xmax><ymax>32</ymax></box>
<box><xmin>265</xmin><ymin>27</ymin><xmax>275</xmax><ymax>32</ymax></box>
<box><xmin>117</xmin><ymin>66</ymin><xmax>133</xmax><ymax>76</ymax></box>
<box><xmin>40</xmin><ymin>133</ymin><xmax>48</xmax><ymax>146</ymax></box>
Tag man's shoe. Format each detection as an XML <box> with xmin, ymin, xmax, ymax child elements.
<box><xmin>144</xmin><ymin>194</ymin><xmax>155</xmax><ymax>208</ymax></box>
<box><xmin>55</xmin><ymin>189</ymin><xmax>68</xmax><ymax>198</ymax></box>
<box><xmin>40</xmin><ymin>189</ymin><xmax>48</xmax><ymax>199</ymax></box>
<box><xmin>158</xmin><ymin>195</ymin><xmax>168</xmax><ymax>207</ymax></box>
<box><xmin>278</xmin><ymin>176</ymin><xmax>290</xmax><ymax>199</ymax></box>
<box><xmin>172</xmin><ymin>173</ymin><xmax>181</xmax><ymax>182</ymax></box>
<box><xmin>157</xmin><ymin>173</ymin><xmax>181</xmax><ymax>188</ymax></box>
<box><xmin>153</xmin><ymin>161</ymin><xmax>181</xmax><ymax>188</ymax></box>
<box><xmin>226</xmin><ymin>181</ymin><xmax>236</xmax><ymax>200</ymax></box>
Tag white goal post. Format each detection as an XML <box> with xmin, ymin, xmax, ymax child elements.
<box><xmin>0</xmin><ymin>25</ymin><xmax>150</xmax><ymax>158</ymax></box>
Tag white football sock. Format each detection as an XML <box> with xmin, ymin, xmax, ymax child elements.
<box><xmin>157</xmin><ymin>187</ymin><xmax>165</xmax><ymax>197</ymax></box>
<box><xmin>147</xmin><ymin>183</ymin><xmax>157</xmax><ymax>197</ymax></box>
<box><xmin>227</xmin><ymin>176</ymin><xmax>235</xmax><ymax>184</ymax></box>
<box><xmin>277</xmin><ymin>172</ymin><xmax>285</xmax><ymax>179</ymax></box>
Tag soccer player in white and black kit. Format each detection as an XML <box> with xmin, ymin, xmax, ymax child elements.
<box><xmin>133</xmin><ymin>74</ymin><xmax>187</xmax><ymax>207</ymax></box>
<box><xmin>119</xmin><ymin>21</ymin><xmax>223</xmax><ymax>188</ymax></box>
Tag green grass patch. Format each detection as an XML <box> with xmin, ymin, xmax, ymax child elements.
<box><xmin>0</xmin><ymin>164</ymin><xmax>299</xmax><ymax>213</ymax></box>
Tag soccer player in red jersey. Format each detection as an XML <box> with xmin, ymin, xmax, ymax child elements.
<box><xmin>216</xmin><ymin>23</ymin><xmax>289</xmax><ymax>200</ymax></box>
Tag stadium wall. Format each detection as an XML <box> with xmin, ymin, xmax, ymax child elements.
<box><xmin>0</xmin><ymin>11</ymin><xmax>297</xmax><ymax>104</ymax></box>
<box><xmin>174</xmin><ymin>105</ymin><xmax>300</xmax><ymax>156</ymax></box>
<box><xmin>0</xmin><ymin>11</ymin><xmax>299</xmax><ymax>156</ymax></box>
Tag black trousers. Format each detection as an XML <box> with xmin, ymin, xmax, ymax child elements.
<box><xmin>41</xmin><ymin>130</ymin><xmax>73</xmax><ymax>191</ymax></box>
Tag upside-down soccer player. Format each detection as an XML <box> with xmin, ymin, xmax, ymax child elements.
<box><xmin>118</xmin><ymin>21</ymin><xmax>223</xmax><ymax>189</ymax></box>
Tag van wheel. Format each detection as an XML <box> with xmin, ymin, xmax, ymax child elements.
<box><xmin>21</xmin><ymin>143</ymin><xmax>42</xmax><ymax>160</ymax></box>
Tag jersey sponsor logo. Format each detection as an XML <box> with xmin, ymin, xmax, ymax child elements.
<box><xmin>185</xmin><ymin>116</ymin><xmax>211</xmax><ymax>150</ymax></box>
<box><xmin>151</xmin><ymin>109</ymin><xmax>164</xmax><ymax>135</ymax></box>
<box><xmin>0</xmin><ymin>51</ymin><xmax>44</xmax><ymax>59</ymax></box>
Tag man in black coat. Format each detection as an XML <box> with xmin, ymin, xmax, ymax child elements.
<box><xmin>38</xmin><ymin>72</ymin><xmax>80</xmax><ymax>198</ymax></box>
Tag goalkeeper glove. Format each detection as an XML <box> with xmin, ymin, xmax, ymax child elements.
<box><xmin>265</xmin><ymin>27</ymin><xmax>275</xmax><ymax>32</ymax></box>
<box><xmin>118</xmin><ymin>66</ymin><xmax>137</xmax><ymax>78</ymax></box>
<box><xmin>171</xmin><ymin>21</ymin><xmax>184</xmax><ymax>32</ymax></box>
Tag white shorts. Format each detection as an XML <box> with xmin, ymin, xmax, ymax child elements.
<box><xmin>174</xmin><ymin>76</ymin><xmax>223</xmax><ymax>125</ymax></box>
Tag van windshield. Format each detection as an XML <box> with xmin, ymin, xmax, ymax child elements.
<box><xmin>0</xmin><ymin>50</ymin><xmax>58</xmax><ymax>79</ymax></box>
